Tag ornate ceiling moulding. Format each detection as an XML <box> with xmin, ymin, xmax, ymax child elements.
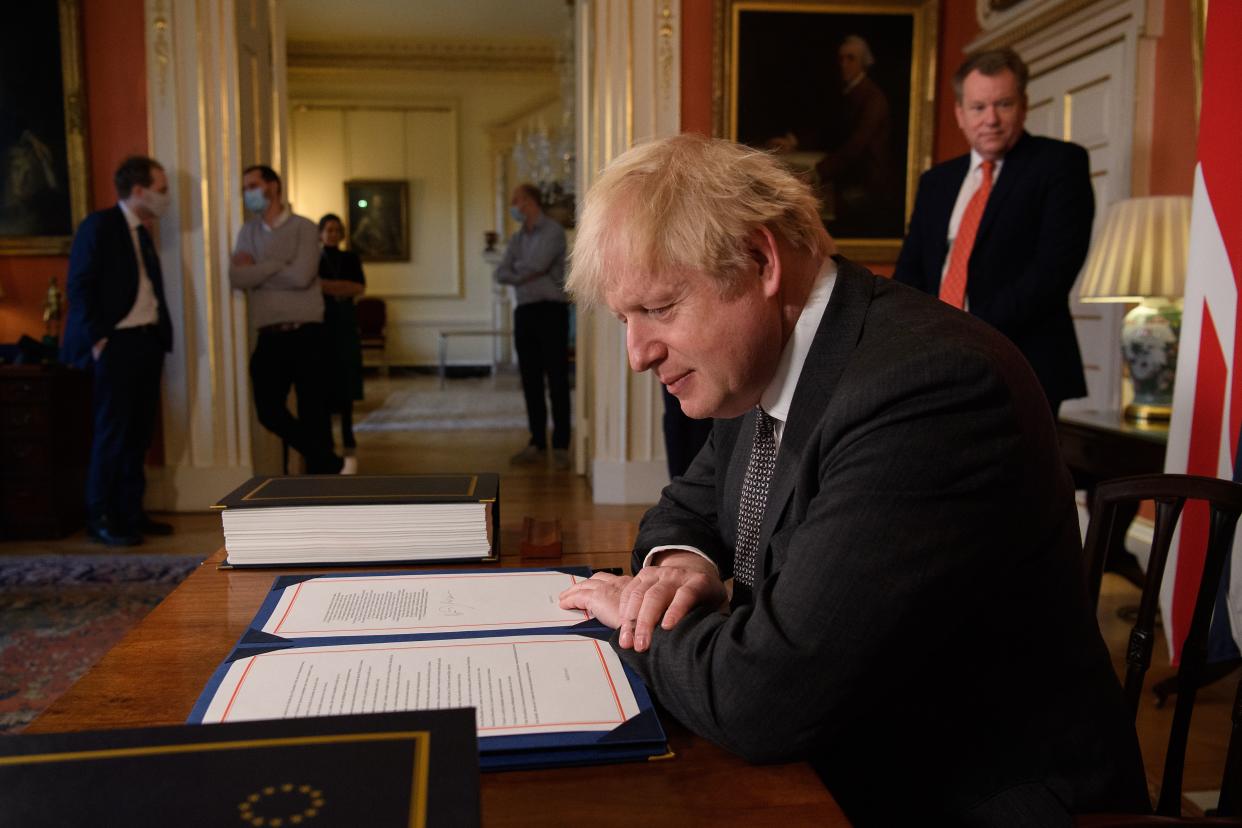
<box><xmin>972</xmin><ymin>0</ymin><xmax>1106</xmax><ymax>51</ymax></box>
<box><xmin>287</xmin><ymin>38</ymin><xmax>557</xmax><ymax>74</ymax></box>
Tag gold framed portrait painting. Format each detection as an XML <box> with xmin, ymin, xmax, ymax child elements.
<box><xmin>716</xmin><ymin>0</ymin><xmax>937</xmax><ymax>262</ymax></box>
<box><xmin>0</xmin><ymin>0</ymin><xmax>90</xmax><ymax>256</ymax></box>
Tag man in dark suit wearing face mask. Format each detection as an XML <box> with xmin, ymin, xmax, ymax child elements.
<box><xmin>62</xmin><ymin>155</ymin><xmax>175</xmax><ymax>546</ymax></box>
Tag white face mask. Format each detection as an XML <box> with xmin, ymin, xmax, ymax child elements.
<box><xmin>141</xmin><ymin>188</ymin><xmax>171</xmax><ymax>217</ymax></box>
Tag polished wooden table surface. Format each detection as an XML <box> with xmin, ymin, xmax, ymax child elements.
<box><xmin>28</xmin><ymin>534</ymin><xmax>848</xmax><ymax>826</ymax></box>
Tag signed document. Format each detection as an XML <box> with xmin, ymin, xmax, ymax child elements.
<box><xmin>259</xmin><ymin>571</ymin><xmax>590</xmax><ymax>639</ymax></box>
<box><xmin>197</xmin><ymin>635</ymin><xmax>640</xmax><ymax>737</ymax></box>
<box><xmin>189</xmin><ymin>568</ymin><xmax>669</xmax><ymax>769</ymax></box>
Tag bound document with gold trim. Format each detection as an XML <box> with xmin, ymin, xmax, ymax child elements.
<box><xmin>213</xmin><ymin>474</ymin><xmax>499</xmax><ymax>567</ymax></box>
<box><xmin>0</xmin><ymin>710</ymin><xmax>480</xmax><ymax>827</ymax></box>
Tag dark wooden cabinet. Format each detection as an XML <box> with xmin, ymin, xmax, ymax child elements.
<box><xmin>0</xmin><ymin>364</ymin><xmax>92</xmax><ymax>538</ymax></box>
<box><xmin>1057</xmin><ymin>409</ymin><xmax>1168</xmax><ymax>489</ymax></box>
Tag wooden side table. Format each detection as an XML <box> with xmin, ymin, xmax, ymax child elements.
<box><xmin>1057</xmin><ymin>409</ymin><xmax>1169</xmax><ymax>490</ymax></box>
<box><xmin>1057</xmin><ymin>409</ymin><xmax>1169</xmax><ymax>585</ymax></box>
<box><xmin>0</xmin><ymin>363</ymin><xmax>92</xmax><ymax>538</ymax></box>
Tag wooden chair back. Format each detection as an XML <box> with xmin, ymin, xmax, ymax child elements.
<box><xmin>1082</xmin><ymin>473</ymin><xmax>1242</xmax><ymax>817</ymax></box>
<box><xmin>355</xmin><ymin>297</ymin><xmax>387</xmax><ymax>345</ymax></box>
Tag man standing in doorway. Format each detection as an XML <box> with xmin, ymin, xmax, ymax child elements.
<box><xmin>62</xmin><ymin>156</ymin><xmax>175</xmax><ymax>546</ymax></box>
<box><xmin>229</xmin><ymin>164</ymin><xmax>343</xmax><ymax>474</ymax></box>
<box><xmin>893</xmin><ymin>48</ymin><xmax>1093</xmax><ymax>414</ymax></box>
<box><xmin>494</xmin><ymin>182</ymin><xmax>572</xmax><ymax>470</ymax></box>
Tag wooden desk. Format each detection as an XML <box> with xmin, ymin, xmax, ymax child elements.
<box><xmin>28</xmin><ymin>544</ymin><xmax>848</xmax><ymax>826</ymax></box>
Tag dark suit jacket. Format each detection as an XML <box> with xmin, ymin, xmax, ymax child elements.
<box><xmin>62</xmin><ymin>205</ymin><xmax>172</xmax><ymax>369</ymax></box>
<box><xmin>621</xmin><ymin>259</ymin><xmax>1148</xmax><ymax>825</ymax></box>
<box><xmin>892</xmin><ymin>132</ymin><xmax>1091</xmax><ymax>407</ymax></box>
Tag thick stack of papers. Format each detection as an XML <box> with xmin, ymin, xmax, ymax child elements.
<box><xmin>221</xmin><ymin>502</ymin><xmax>491</xmax><ymax>565</ymax></box>
<box><xmin>214</xmin><ymin>474</ymin><xmax>498</xmax><ymax>567</ymax></box>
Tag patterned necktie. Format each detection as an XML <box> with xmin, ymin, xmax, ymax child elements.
<box><xmin>734</xmin><ymin>407</ymin><xmax>777</xmax><ymax>593</ymax></box>
<box><xmin>939</xmin><ymin>159</ymin><xmax>995</xmax><ymax>309</ymax></box>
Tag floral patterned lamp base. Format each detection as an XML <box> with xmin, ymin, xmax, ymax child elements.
<box><xmin>1120</xmin><ymin>297</ymin><xmax>1181</xmax><ymax>422</ymax></box>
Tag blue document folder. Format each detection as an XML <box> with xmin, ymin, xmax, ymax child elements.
<box><xmin>188</xmin><ymin>567</ymin><xmax>669</xmax><ymax>771</ymax></box>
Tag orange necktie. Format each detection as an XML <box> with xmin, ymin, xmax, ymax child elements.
<box><xmin>939</xmin><ymin>159</ymin><xmax>995</xmax><ymax>309</ymax></box>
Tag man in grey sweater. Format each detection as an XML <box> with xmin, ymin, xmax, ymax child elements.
<box><xmin>494</xmin><ymin>183</ymin><xmax>572</xmax><ymax>470</ymax></box>
<box><xmin>229</xmin><ymin>164</ymin><xmax>343</xmax><ymax>474</ymax></box>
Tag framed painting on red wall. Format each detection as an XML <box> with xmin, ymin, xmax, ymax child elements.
<box><xmin>0</xmin><ymin>0</ymin><xmax>90</xmax><ymax>256</ymax></box>
<box><xmin>715</xmin><ymin>0</ymin><xmax>937</xmax><ymax>263</ymax></box>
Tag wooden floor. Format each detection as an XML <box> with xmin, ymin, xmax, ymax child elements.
<box><xmin>1</xmin><ymin>370</ymin><xmax>1234</xmax><ymax>807</ymax></box>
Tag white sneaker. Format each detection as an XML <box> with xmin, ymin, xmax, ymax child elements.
<box><xmin>341</xmin><ymin>456</ymin><xmax>358</xmax><ymax>475</ymax></box>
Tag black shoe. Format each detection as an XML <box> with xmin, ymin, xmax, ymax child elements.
<box><xmin>87</xmin><ymin>520</ymin><xmax>143</xmax><ymax>547</ymax></box>
<box><xmin>140</xmin><ymin>516</ymin><xmax>174</xmax><ymax>536</ymax></box>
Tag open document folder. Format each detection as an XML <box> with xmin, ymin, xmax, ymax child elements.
<box><xmin>189</xmin><ymin>568</ymin><xmax>669</xmax><ymax>771</ymax></box>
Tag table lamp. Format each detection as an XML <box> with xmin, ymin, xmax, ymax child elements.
<box><xmin>1079</xmin><ymin>196</ymin><xmax>1191</xmax><ymax>422</ymax></box>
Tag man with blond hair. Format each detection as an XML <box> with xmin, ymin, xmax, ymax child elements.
<box><xmin>559</xmin><ymin>134</ymin><xmax>1147</xmax><ymax>824</ymax></box>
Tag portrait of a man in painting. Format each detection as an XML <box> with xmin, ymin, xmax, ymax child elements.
<box><xmin>725</xmin><ymin>1</ymin><xmax>936</xmax><ymax>258</ymax></box>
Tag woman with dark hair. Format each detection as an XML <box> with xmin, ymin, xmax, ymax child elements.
<box><xmin>318</xmin><ymin>213</ymin><xmax>366</xmax><ymax>473</ymax></box>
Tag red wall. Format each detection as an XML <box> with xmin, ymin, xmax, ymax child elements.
<box><xmin>0</xmin><ymin>0</ymin><xmax>148</xmax><ymax>344</ymax></box>
<box><xmin>934</xmin><ymin>0</ymin><xmax>978</xmax><ymax>163</ymax></box>
<box><xmin>681</xmin><ymin>0</ymin><xmax>714</xmax><ymax>136</ymax></box>
<box><xmin>1149</xmin><ymin>0</ymin><xmax>1197</xmax><ymax>195</ymax></box>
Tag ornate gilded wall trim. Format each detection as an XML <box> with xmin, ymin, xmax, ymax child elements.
<box><xmin>287</xmin><ymin>38</ymin><xmax>557</xmax><ymax>74</ymax></box>
<box><xmin>658</xmin><ymin>1</ymin><xmax>675</xmax><ymax>106</ymax></box>
<box><xmin>152</xmin><ymin>0</ymin><xmax>170</xmax><ymax>101</ymax></box>
<box><xmin>970</xmin><ymin>0</ymin><xmax>1107</xmax><ymax>51</ymax></box>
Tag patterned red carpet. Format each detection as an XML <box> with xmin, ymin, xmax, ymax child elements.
<box><xmin>0</xmin><ymin>554</ymin><xmax>202</xmax><ymax>734</ymax></box>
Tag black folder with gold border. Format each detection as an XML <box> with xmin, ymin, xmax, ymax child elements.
<box><xmin>214</xmin><ymin>473</ymin><xmax>500</xmax><ymax>567</ymax></box>
<box><xmin>0</xmin><ymin>710</ymin><xmax>480</xmax><ymax>827</ymax></box>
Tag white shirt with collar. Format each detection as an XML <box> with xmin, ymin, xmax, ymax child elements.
<box><xmin>644</xmin><ymin>257</ymin><xmax>839</xmax><ymax>570</ymax></box>
<box><xmin>939</xmin><ymin>149</ymin><xmax>1007</xmax><ymax>303</ymax></box>
<box><xmin>264</xmin><ymin>204</ymin><xmax>293</xmax><ymax>231</ymax></box>
<box><xmin>113</xmin><ymin>200</ymin><xmax>160</xmax><ymax>330</ymax></box>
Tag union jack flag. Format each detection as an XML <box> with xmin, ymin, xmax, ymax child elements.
<box><xmin>1163</xmin><ymin>0</ymin><xmax>1242</xmax><ymax>663</ymax></box>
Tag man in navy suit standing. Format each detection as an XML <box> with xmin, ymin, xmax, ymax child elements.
<box><xmin>893</xmin><ymin>49</ymin><xmax>1092</xmax><ymax>414</ymax></box>
<box><xmin>62</xmin><ymin>156</ymin><xmax>173</xmax><ymax>546</ymax></box>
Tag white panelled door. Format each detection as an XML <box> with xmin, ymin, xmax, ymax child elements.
<box><xmin>1026</xmin><ymin>39</ymin><xmax>1128</xmax><ymax>413</ymax></box>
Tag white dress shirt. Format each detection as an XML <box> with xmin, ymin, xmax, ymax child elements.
<box><xmin>939</xmin><ymin>150</ymin><xmax>1006</xmax><ymax>308</ymax></box>
<box><xmin>113</xmin><ymin>200</ymin><xmax>160</xmax><ymax>329</ymax></box>
<box><xmin>644</xmin><ymin>257</ymin><xmax>839</xmax><ymax>570</ymax></box>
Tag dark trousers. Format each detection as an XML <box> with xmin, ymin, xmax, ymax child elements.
<box><xmin>514</xmin><ymin>301</ymin><xmax>571</xmax><ymax>450</ymax></box>
<box><xmin>337</xmin><ymin>405</ymin><xmax>356</xmax><ymax>452</ymax></box>
<box><xmin>86</xmin><ymin>326</ymin><xmax>164</xmax><ymax>530</ymax></box>
<box><xmin>249</xmin><ymin>324</ymin><xmax>342</xmax><ymax>474</ymax></box>
<box><xmin>661</xmin><ymin>386</ymin><xmax>713</xmax><ymax>479</ymax></box>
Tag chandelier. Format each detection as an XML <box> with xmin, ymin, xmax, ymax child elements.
<box><xmin>511</xmin><ymin>5</ymin><xmax>575</xmax><ymax>225</ymax></box>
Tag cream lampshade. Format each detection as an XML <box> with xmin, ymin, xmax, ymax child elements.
<box><xmin>1079</xmin><ymin>196</ymin><xmax>1192</xmax><ymax>422</ymax></box>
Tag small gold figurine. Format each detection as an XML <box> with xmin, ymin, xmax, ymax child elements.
<box><xmin>42</xmin><ymin>276</ymin><xmax>64</xmax><ymax>344</ymax></box>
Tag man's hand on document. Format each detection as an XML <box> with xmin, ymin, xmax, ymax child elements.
<box><xmin>559</xmin><ymin>552</ymin><xmax>726</xmax><ymax>653</ymax></box>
